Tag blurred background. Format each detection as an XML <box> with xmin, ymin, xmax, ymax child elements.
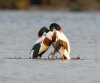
<box><xmin>0</xmin><ymin>0</ymin><xmax>100</xmax><ymax>11</ymax></box>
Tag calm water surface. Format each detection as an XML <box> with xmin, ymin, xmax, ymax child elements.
<box><xmin>0</xmin><ymin>10</ymin><xmax>100</xmax><ymax>83</ymax></box>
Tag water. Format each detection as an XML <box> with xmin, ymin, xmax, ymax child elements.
<box><xmin>0</xmin><ymin>10</ymin><xmax>100</xmax><ymax>83</ymax></box>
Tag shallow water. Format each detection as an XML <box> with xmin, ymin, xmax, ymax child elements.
<box><xmin>0</xmin><ymin>10</ymin><xmax>100</xmax><ymax>83</ymax></box>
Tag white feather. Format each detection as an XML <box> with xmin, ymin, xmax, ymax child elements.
<box><xmin>56</xmin><ymin>31</ymin><xmax>71</xmax><ymax>54</ymax></box>
<box><xmin>30</xmin><ymin>50</ymin><xmax>34</xmax><ymax>59</ymax></box>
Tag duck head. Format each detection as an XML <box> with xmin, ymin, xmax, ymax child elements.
<box><xmin>50</xmin><ymin>23</ymin><xmax>62</xmax><ymax>32</ymax></box>
<box><xmin>38</xmin><ymin>27</ymin><xmax>49</xmax><ymax>38</ymax></box>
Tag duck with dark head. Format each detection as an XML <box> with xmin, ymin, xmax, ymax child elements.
<box><xmin>49</xmin><ymin>23</ymin><xmax>71</xmax><ymax>60</ymax></box>
<box><xmin>30</xmin><ymin>26</ymin><xmax>55</xmax><ymax>59</ymax></box>
<box><xmin>36</xmin><ymin>23</ymin><xmax>71</xmax><ymax>60</ymax></box>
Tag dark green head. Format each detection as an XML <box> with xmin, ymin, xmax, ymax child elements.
<box><xmin>38</xmin><ymin>27</ymin><xmax>49</xmax><ymax>38</ymax></box>
<box><xmin>49</xmin><ymin>23</ymin><xmax>62</xmax><ymax>31</ymax></box>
